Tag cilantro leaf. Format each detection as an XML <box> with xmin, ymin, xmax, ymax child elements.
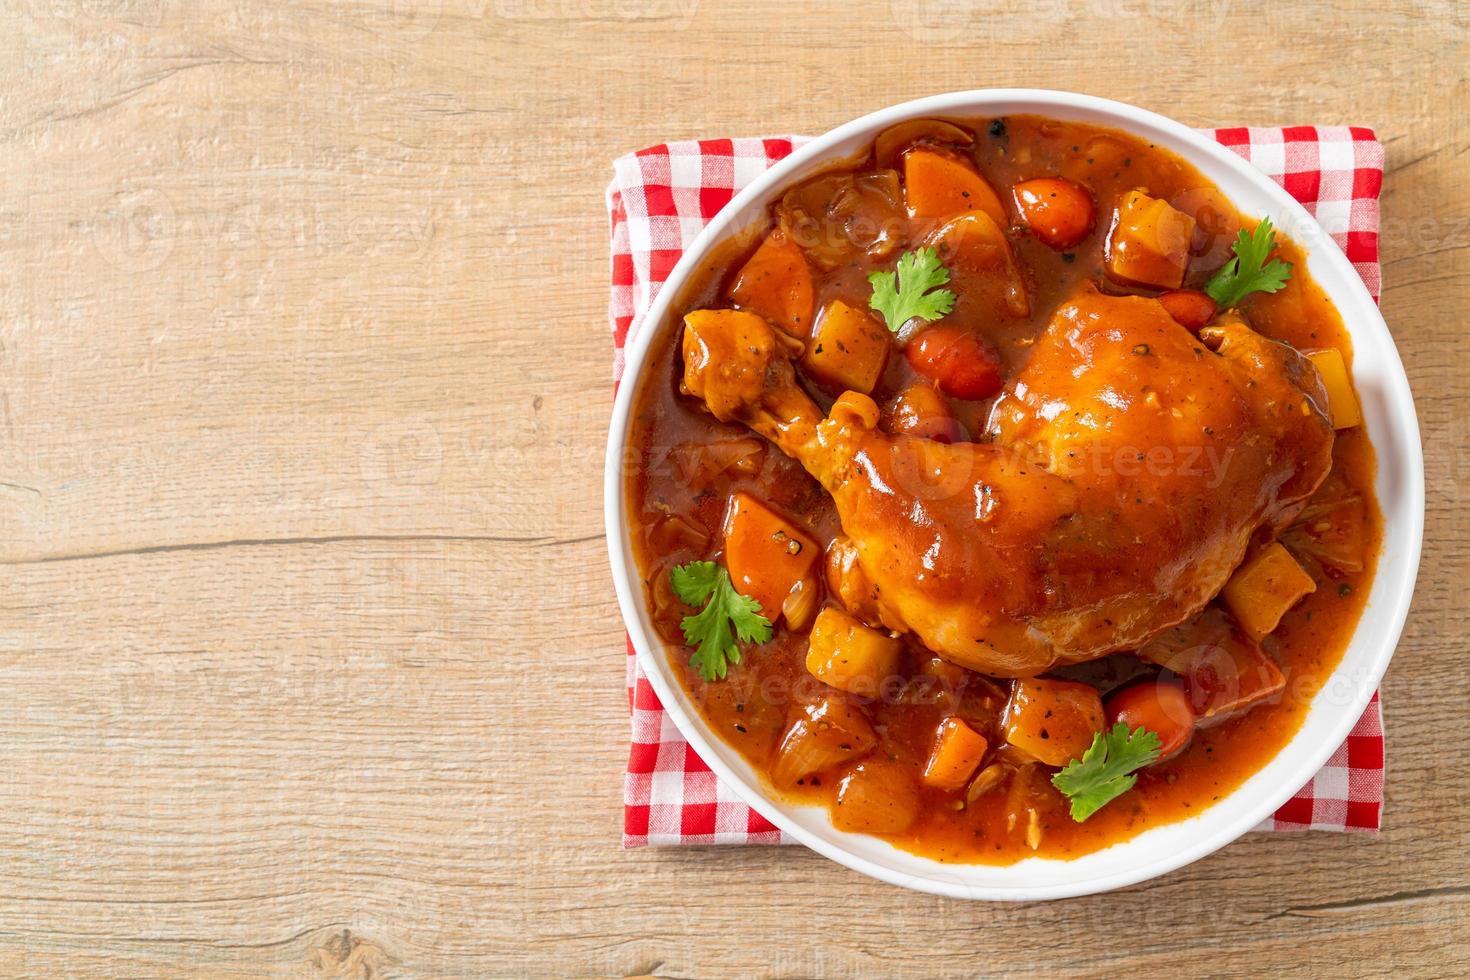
<box><xmin>670</xmin><ymin>560</ymin><xmax>719</xmax><ymax>606</ymax></box>
<box><xmin>669</xmin><ymin>560</ymin><xmax>772</xmax><ymax>682</ymax></box>
<box><xmin>1050</xmin><ymin>722</ymin><xmax>1163</xmax><ymax>822</ymax></box>
<box><xmin>867</xmin><ymin>247</ymin><xmax>957</xmax><ymax>333</ymax></box>
<box><xmin>1203</xmin><ymin>217</ymin><xmax>1293</xmax><ymax>309</ymax></box>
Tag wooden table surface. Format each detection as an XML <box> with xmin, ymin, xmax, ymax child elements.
<box><xmin>2</xmin><ymin>1</ymin><xmax>1466</xmax><ymax>976</ymax></box>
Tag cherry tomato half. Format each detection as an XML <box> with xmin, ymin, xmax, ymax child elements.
<box><xmin>904</xmin><ymin>325</ymin><xmax>1004</xmax><ymax>401</ymax></box>
<box><xmin>1012</xmin><ymin>177</ymin><xmax>1096</xmax><ymax>250</ymax></box>
<box><xmin>1106</xmin><ymin>680</ymin><xmax>1196</xmax><ymax>760</ymax></box>
<box><xmin>1157</xmin><ymin>289</ymin><xmax>1218</xmax><ymax>332</ymax></box>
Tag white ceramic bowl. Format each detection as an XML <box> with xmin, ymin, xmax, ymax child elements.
<box><xmin>604</xmin><ymin>90</ymin><xmax>1424</xmax><ymax>900</ymax></box>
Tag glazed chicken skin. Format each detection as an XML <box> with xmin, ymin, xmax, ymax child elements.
<box><xmin>681</xmin><ymin>289</ymin><xmax>1335</xmax><ymax>676</ymax></box>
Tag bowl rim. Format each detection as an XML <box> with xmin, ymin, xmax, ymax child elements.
<box><xmin>603</xmin><ymin>88</ymin><xmax>1424</xmax><ymax>900</ymax></box>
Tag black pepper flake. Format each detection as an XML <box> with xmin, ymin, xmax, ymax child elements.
<box><xmin>988</xmin><ymin>119</ymin><xmax>1007</xmax><ymax>138</ymax></box>
<box><xmin>1061</xmin><ymin>252</ymin><xmax>1076</xmax><ymax>263</ymax></box>
<box><xmin>1338</xmin><ymin>583</ymin><xmax>1353</xmax><ymax>597</ymax></box>
<box><xmin>734</xmin><ymin>724</ymin><xmax>747</xmax><ymax>733</ymax></box>
<box><xmin>736</xmin><ymin>703</ymin><xmax>744</xmax><ymax>713</ymax></box>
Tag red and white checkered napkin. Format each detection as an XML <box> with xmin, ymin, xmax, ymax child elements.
<box><xmin>608</xmin><ymin>127</ymin><xmax>1387</xmax><ymax>846</ymax></box>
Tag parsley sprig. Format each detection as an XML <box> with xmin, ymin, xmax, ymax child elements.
<box><xmin>867</xmin><ymin>247</ymin><xmax>956</xmax><ymax>333</ymax></box>
<box><xmin>670</xmin><ymin>560</ymin><xmax>772</xmax><ymax>682</ymax></box>
<box><xmin>1204</xmin><ymin>217</ymin><xmax>1292</xmax><ymax>309</ymax></box>
<box><xmin>1051</xmin><ymin>722</ymin><xmax>1163</xmax><ymax>822</ymax></box>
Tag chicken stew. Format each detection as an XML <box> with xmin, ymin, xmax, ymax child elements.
<box><xmin>624</xmin><ymin>115</ymin><xmax>1381</xmax><ymax>862</ymax></box>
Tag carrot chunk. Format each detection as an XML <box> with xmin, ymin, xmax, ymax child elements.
<box><xmin>922</xmin><ymin>717</ymin><xmax>989</xmax><ymax>791</ymax></box>
<box><xmin>903</xmin><ymin>148</ymin><xmax>1005</xmax><ymax>225</ymax></box>
<box><xmin>722</xmin><ymin>493</ymin><xmax>819</xmax><ymax>620</ymax></box>
<box><xmin>728</xmin><ymin>228</ymin><xmax>815</xmax><ymax>336</ymax></box>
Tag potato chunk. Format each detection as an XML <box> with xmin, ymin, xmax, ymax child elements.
<box><xmin>832</xmin><ymin>759</ymin><xmax>920</xmax><ymax>834</ymax></box>
<box><xmin>1221</xmin><ymin>542</ymin><xmax>1317</xmax><ymax>639</ymax></box>
<box><xmin>805</xmin><ymin>607</ymin><xmax>901</xmax><ymax>696</ymax></box>
<box><xmin>1106</xmin><ymin>190</ymin><xmax>1196</xmax><ymax>289</ymax></box>
<box><xmin>801</xmin><ymin>300</ymin><xmax>891</xmax><ymax>395</ymax></box>
<box><xmin>1001</xmin><ymin>678</ymin><xmax>1104</xmax><ymax>767</ymax></box>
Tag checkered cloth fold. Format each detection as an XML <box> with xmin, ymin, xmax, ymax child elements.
<box><xmin>609</xmin><ymin>126</ymin><xmax>1387</xmax><ymax>846</ymax></box>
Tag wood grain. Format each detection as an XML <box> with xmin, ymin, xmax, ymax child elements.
<box><xmin>0</xmin><ymin>0</ymin><xmax>1465</xmax><ymax>975</ymax></box>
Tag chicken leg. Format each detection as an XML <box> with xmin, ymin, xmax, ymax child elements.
<box><xmin>681</xmin><ymin>290</ymin><xmax>1334</xmax><ymax>676</ymax></box>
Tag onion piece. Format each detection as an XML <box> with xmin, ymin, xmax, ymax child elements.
<box><xmin>771</xmin><ymin>695</ymin><xmax>876</xmax><ymax>786</ymax></box>
<box><xmin>669</xmin><ymin>435</ymin><xmax>766</xmax><ymax>484</ymax></box>
<box><xmin>965</xmin><ymin>763</ymin><xmax>1009</xmax><ymax>804</ymax></box>
<box><xmin>873</xmin><ymin>118</ymin><xmax>975</xmax><ymax>171</ymax></box>
<box><xmin>780</xmin><ymin>573</ymin><xmax>821</xmax><ymax>632</ymax></box>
